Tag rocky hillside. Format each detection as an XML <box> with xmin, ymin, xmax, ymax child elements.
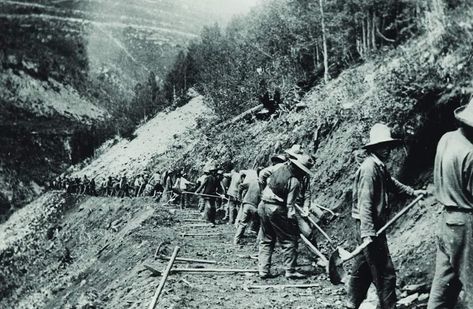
<box><xmin>0</xmin><ymin>0</ymin><xmax>257</xmax><ymax>217</ymax></box>
<box><xmin>74</xmin><ymin>94</ymin><xmax>212</xmax><ymax>180</ymax></box>
<box><xmin>1</xmin><ymin>1</ymin><xmax>473</xmax><ymax>308</ymax></box>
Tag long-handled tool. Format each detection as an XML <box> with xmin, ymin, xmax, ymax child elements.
<box><xmin>148</xmin><ymin>246</ymin><xmax>180</xmax><ymax>309</ymax></box>
<box><xmin>143</xmin><ymin>264</ymin><xmax>258</xmax><ymax>276</ymax></box>
<box><xmin>295</xmin><ymin>206</ymin><xmax>351</xmax><ymax>262</ymax></box>
<box><xmin>181</xmin><ymin>191</ymin><xmax>229</xmax><ymax>201</ymax></box>
<box><xmin>313</xmin><ymin>203</ymin><xmax>341</xmax><ymax>218</ymax></box>
<box><xmin>180</xmin><ymin>233</ymin><xmax>222</xmax><ymax>237</ymax></box>
<box><xmin>300</xmin><ymin>234</ymin><xmax>329</xmax><ymax>267</ymax></box>
<box><xmin>328</xmin><ymin>195</ymin><xmax>424</xmax><ymax>285</ymax></box>
<box><xmin>244</xmin><ymin>283</ymin><xmax>321</xmax><ymax>291</ymax></box>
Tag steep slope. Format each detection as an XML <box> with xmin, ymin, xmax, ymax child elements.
<box><xmin>75</xmin><ymin>94</ymin><xmax>212</xmax><ymax>180</ymax></box>
<box><xmin>2</xmin><ymin>2</ymin><xmax>472</xmax><ymax>309</ymax></box>
<box><xmin>0</xmin><ymin>0</ymin><xmax>257</xmax><ymax>216</ymax></box>
<box><xmin>0</xmin><ymin>192</ymin><xmax>344</xmax><ymax>309</ymax></box>
<box><xmin>137</xmin><ymin>10</ymin><xmax>472</xmax><ymax>300</ymax></box>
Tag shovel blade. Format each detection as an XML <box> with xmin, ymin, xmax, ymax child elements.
<box><xmin>328</xmin><ymin>249</ymin><xmax>346</xmax><ymax>285</ymax></box>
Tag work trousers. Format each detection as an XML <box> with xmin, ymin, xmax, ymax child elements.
<box><xmin>347</xmin><ymin>223</ymin><xmax>397</xmax><ymax>309</ymax></box>
<box><xmin>226</xmin><ymin>196</ymin><xmax>239</xmax><ymax>224</ymax></box>
<box><xmin>180</xmin><ymin>194</ymin><xmax>189</xmax><ymax>209</ymax></box>
<box><xmin>234</xmin><ymin>203</ymin><xmax>260</xmax><ymax>244</ymax></box>
<box><xmin>198</xmin><ymin>197</ymin><xmax>205</xmax><ymax>212</ymax></box>
<box><xmin>427</xmin><ymin>210</ymin><xmax>473</xmax><ymax>309</ymax></box>
<box><xmin>203</xmin><ymin>198</ymin><xmax>216</xmax><ymax>224</ymax></box>
<box><xmin>258</xmin><ymin>202</ymin><xmax>299</xmax><ymax>276</ymax></box>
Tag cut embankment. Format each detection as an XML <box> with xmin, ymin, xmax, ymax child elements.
<box><xmin>0</xmin><ymin>192</ymin><xmax>176</xmax><ymax>308</ymax></box>
<box><xmin>75</xmin><ymin>95</ymin><xmax>211</xmax><ymax>180</ymax></box>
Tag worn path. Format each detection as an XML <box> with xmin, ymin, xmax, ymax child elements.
<box><xmin>152</xmin><ymin>207</ymin><xmax>348</xmax><ymax>309</ymax></box>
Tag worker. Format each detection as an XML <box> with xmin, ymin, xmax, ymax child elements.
<box><xmin>258</xmin><ymin>153</ymin><xmax>315</xmax><ymax>279</ymax></box>
<box><xmin>263</xmin><ymin>146</ymin><xmax>320</xmax><ymax>256</ymax></box>
<box><xmin>119</xmin><ymin>174</ymin><xmax>129</xmax><ymax>197</ymax></box>
<box><xmin>195</xmin><ymin>162</ymin><xmax>219</xmax><ymax>224</ymax></box>
<box><xmin>346</xmin><ymin>123</ymin><xmax>425</xmax><ymax>309</ymax></box>
<box><xmin>428</xmin><ymin>101</ymin><xmax>473</xmax><ymax>308</ymax></box>
<box><xmin>162</xmin><ymin>171</ymin><xmax>174</xmax><ymax>203</ymax></box>
<box><xmin>177</xmin><ymin>172</ymin><xmax>193</xmax><ymax>209</ymax></box>
<box><xmin>234</xmin><ymin>168</ymin><xmax>263</xmax><ymax>245</ymax></box>
<box><xmin>134</xmin><ymin>174</ymin><xmax>144</xmax><ymax>197</ymax></box>
<box><xmin>195</xmin><ymin>167</ymin><xmax>210</xmax><ymax>213</ymax></box>
<box><xmin>225</xmin><ymin>170</ymin><xmax>244</xmax><ymax>224</ymax></box>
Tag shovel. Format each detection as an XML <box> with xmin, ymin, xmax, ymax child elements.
<box><xmin>328</xmin><ymin>195</ymin><xmax>424</xmax><ymax>285</ymax></box>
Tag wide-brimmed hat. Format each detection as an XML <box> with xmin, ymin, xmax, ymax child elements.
<box><xmin>362</xmin><ymin>123</ymin><xmax>401</xmax><ymax>149</ymax></box>
<box><xmin>271</xmin><ymin>154</ymin><xmax>287</xmax><ymax>164</ymax></box>
<box><xmin>203</xmin><ymin>162</ymin><xmax>214</xmax><ymax>173</ymax></box>
<box><xmin>455</xmin><ymin>99</ymin><xmax>473</xmax><ymax>127</ymax></box>
<box><xmin>289</xmin><ymin>154</ymin><xmax>314</xmax><ymax>176</ymax></box>
<box><xmin>285</xmin><ymin>144</ymin><xmax>304</xmax><ymax>159</ymax></box>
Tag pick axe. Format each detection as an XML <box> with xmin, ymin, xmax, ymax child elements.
<box><xmin>313</xmin><ymin>203</ymin><xmax>341</xmax><ymax>219</ymax></box>
<box><xmin>328</xmin><ymin>195</ymin><xmax>424</xmax><ymax>285</ymax></box>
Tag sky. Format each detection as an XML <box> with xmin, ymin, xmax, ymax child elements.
<box><xmin>187</xmin><ymin>0</ymin><xmax>263</xmax><ymax>24</ymax></box>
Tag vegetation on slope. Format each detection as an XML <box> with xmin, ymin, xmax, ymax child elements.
<box><xmin>142</xmin><ymin>0</ymin><xmax>473</xmax><ymax>287</ymax></box>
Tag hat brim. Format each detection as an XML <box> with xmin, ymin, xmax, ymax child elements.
<box><xmin>285</xmin><ymin>149</ymin><xmax>302</xmax><ymax>159</ymax></box>
<box><xmin>289</xmin><ymin>158</ymin><xmax>313</xmax><ymax>176</ymax></box>
<box><xmin>271</xmin><ymin>155</ymin><xmax>287</xmax><ymax>164</ymax></box>
<box><xmin>362</xmin><ymin>138</ymin><xmax>402</xmax><ymax>149</ymax></box>
<box><xmin>455</xmin><ymin>105</ymin><xmax>473</xmax><ymax>127</ymax></box>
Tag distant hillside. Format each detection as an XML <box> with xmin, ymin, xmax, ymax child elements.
<box><xmin>75</xmin><ymin>94</ymin><xmax>212</xmax><ymax>180</ymax></box>
<box><xmin>0</xmin><ymin>0</ymin><xmax>257</xmax><ymax>217</ymax></box>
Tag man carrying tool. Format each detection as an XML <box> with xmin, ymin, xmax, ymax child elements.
<box><xmin>177</xmin><ymin>172</ymin><xmax>193</xmax><ymax>209</ymax></box>
<box><xmin>224</xmin><ymin>170</ymin><xmax>245</xmax><ymax>224</ymax></box>
<box><xmin>261</xmin><ymin>146</ymin><xmax>320</xmax><ymax>248</ymax></box>
<box><xmin>346</xmin><ymin>123</ymin><xmax>425</xmax><ymax>309</ymax></box>
<box><xmin>195</xmin><ymin>168</ymin><xmax>210</xmax><ymax>213</ymax></box>
<box><xmin>258</xmin><ymin>153</ymin><xmax>315</xmax><ymax>279</ymax></box>
<box><xmin>195</xmin><ymin>162</ymin><xmax>219</xmax><ymax>224</ymax></box>
<box><xmin>234</xmin><ymin>168</ymin><xmax>263</xmax><ymax>245</ymax></box>
<box><xmin>428</xmin><ymin>101</ymin><xmax>473</xmax><ymax>308</ymax></box>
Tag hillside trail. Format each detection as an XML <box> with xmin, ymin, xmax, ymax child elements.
<box><xmin>0</xmin><ymin>192</ymin><xmax>389</xmax><ymax>309</ymax></box>
<box><xmin>150</xmin><ymin>206</ymin><xmax>349</xmax><ymax>309</ymax></box>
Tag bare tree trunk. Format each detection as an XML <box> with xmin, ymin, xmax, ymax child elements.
<box><xmin>319</xmin><ymin>0</ymin><xmax>329</xmax><ymax>82</ymax></box>
<box><xmin>371</xmin><ymin>12</ymin><xmax>377</xmax><ymax>51</ymax></box>
<box><xmin>315</xmin><ymin>41</ymin><xmax>320</xmax><ymax>66</ymax></box>
<box><xmin>362</xmin><ymin>17</ymin><xmax>367</xmax><ymax>56</ymax></box>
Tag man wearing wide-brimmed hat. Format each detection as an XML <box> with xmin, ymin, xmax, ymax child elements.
<box><xmin>260</xmin><ymin>145</ymin><xmax>319</xmax><ymax>255</ymax></box>
<box><xmin>258</xmin><ymin>152</ymin><xmax>315</xmax><ymax>279</ymax></box>
<box><xmin>195</xmin><ymin>162</ymin><xmax>219</xmax><ymax>224</ymax></box>
<box><xmin>428</xmin><ymin>101</ymin><xmax>473</xmax><ymax>308</ymax></box>
<box><xmin>347</xmin><ymin>123</ymin><xmax>425</xmax><ymax>309</ymax></box>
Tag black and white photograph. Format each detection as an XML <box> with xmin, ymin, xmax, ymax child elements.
<box><xmin>0</xmin><ymin>0</ymin><xmax>472</xmax><ymax>308</ymax></box>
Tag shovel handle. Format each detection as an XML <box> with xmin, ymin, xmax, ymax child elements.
<box><xmin>376</xmin><ymin>194</ymin><xmax>424</xmax><ymax>236</ymax></box>
<box><xmin>342</xmin><ymin>195</ymin><xmax>424</xmax><ymax>263</ymax></box>
<box><xmin>182</xmin><ymin>191</ymin><xmax>229</xmax><ymax>200</ymax></box>
<box><xmin>300</xmin><ymin>234</ymin><xmax>329</xmax><ymax>266</ymax></box>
